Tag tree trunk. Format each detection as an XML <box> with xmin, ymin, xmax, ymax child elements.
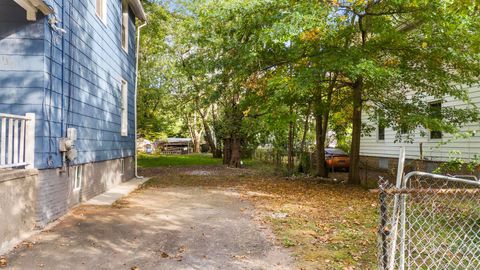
<box><xmin>319</xmin><ymin>87</ymin><xmax>333</xmax><ymax>177</ymax></box>
<box><xmin>193</xmin><ymin>112</ymin><xmax>201</xmax><ymax>153</ymax></box>
<box><xmin>185</xmin><ymin>113</ymin><xmax>202</xmax><ymax>154</ymax></box>
<box><xmin>192</xmin><ymin>134</ymin><xmax>201</xmax><ymax>153</ymax></box>
<box><xmin>314</xmin><ymin>77</ymin><xmax>335</xmax><ymax>178</ymax></box>
<box><xmin>203</xmin><ymin>124</ymin><xmax>216</xmax><ymax>153</ymax></box>
<box><xmin>315</xmin><ymin>114</ymin><xmax>327</xmax><ymax>177</ymax></box>
<box><xmin>348</xmin><ymin>79</ymin><xmax>363</xmax><ymax>185</ymax></box>
<box><xmin>229</xmin><ymin>136</ymin><xmax>241</xmax><ymax>167</ymax></box>
<box><xmin>298</xmin><ymin>104</ymin><xmax>311</xmax><ymax>173</ymax></box>
<box><xmin>223</xmin><ymin>138</ymin><xmax>231</xmax><ymax>165</ymax></box>
<box><xmin>211</xmin><ymin>104</ymin><xmax>223</xmax><ymax>158</ymax></box>
<box><xmin>287</xmin><ymin>105</ymin><xmax>295</xmax><ymax>174</ymax></box>
<box><xmin>223</xmin><ymin>97</ymin><xmax>243</xmax><ymax>167</ymax></box>
<box><xmin>199</xmin><ymin>109</ymin><xmax>217</xmax><ymax>155</ymax></box>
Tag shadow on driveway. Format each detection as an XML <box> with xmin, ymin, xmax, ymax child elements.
<box><xmin>4</xmin><ymin>177</ymin><xmax>293</xmax><ymax>270</ymax></box>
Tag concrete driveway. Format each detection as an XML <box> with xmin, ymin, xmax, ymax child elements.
<box><xmin>2</xmin><ymin>169</ymin><xmax>293</xmax><ymax>270</ymax></box>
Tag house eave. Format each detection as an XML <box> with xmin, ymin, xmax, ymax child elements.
<box><xmin>13</xmin><ymin>0</ymin><xmax>54</xmax><ymax>21</ymax></box>
<box><xmin>127</xmin><ymin>0</ymin><xmax>147</xmax><ymax>22</ymax></box>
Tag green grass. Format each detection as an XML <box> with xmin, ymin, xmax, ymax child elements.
<box><xmin>138</xmin><ymin>153</ymin><xmax>274</xmax><ymax>169</ymax></box>
<box><xmin>138</xmin><ymin>153</ymin><xmax>223</xmax><ymax>168</ymax></box>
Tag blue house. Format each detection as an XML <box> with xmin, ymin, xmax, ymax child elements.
<box><xmin>0</xmin><ymin>0</ymin><xmax>146</xmax><ymax>251</ymax></box>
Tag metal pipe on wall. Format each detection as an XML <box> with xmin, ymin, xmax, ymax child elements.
<box><xmin>134</xmin><ymin>20</ymin><xmax>147</xmax><ymax>178</ymax></box>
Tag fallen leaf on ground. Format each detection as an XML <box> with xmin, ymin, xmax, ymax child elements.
<box><xmin>232</xmin><ymin>255</ymin><xmax>248</xmax><ymax>260</ymax></box>
<box><xmin>0</xmin><ymin>257</ymin><xmax>7</xmax><ymax>268</ymax></box>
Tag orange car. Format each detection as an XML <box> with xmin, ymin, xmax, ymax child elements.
<box><xmin>325</xmin><ymin>148</ymin><xmax>350</xmax><ymax>172</ymax></box>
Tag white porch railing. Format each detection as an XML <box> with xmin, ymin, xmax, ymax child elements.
<box><xmin>0</xmin><ymin>113</ymin><xmax>35</xmax><ymax>169</ymax></box>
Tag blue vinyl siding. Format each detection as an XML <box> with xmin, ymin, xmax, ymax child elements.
<box><xmin>0</xmin><ymin>0</ymin><xmax>138</xmax><ymax>169</ymax></box>
<box><xmin>0</xmin><ymin>0</ymin><xmax>45</xmax><ymax>168</ymax></box>
<box><xmin>41</xmin><ymin>0</ymin><xmax>137</xmax><ymax>168</ymax></box>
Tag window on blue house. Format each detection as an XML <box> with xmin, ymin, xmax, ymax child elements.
<box><xmin>122</xmin><ymin>0</ymin><xmax>129</xmax><ymax>52</ymax></box>
<box><xmin>121</xmin><ymin>79</ymin><xmax>128</xmax><ymax>136</ymax></box>
<box><xmin>96</xmin><ymin>0</ymin><xmax>107</xmax><ymax>24</ymax></box>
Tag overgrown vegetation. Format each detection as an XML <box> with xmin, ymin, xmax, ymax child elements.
<box><xmin>138</xmin><ymin>0</ymin><xmax>480</xmax><ymax>184</ymax></box>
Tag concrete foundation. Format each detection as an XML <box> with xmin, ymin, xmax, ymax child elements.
<box><xmin>0</xmin><ymin>169</ymin><xmax>38</xmax><ymax>254</ymax></box>
<box><xmin>36</xmin><ymin>156</ymin><xmax>134</xmax><ymax>227</ymax></box>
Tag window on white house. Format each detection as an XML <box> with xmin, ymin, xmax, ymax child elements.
<box><xmin>378</xmin><ymin>124</ymin><xmax>385</xmax><ymax>140</ymax></box>
<box><xmin>378</xmin><ymin>113</ymin><xmax>386</xmax><ymax>141</ymax></box>
<box><xmin>96</xmin><ymin>0</ymin><xmax>107</xmax><ymax>24</ymax></box>
<box><xmin>429</xmin><ymin>101</ymin><xmax>442</xmax><ymax>139</ymax></box>
<box><xmin>121</xmin><ymin>1</ymin><xmax>129</xmax><ymax>52</ymax></box>
<box><xmin>121</xmin><ymin>79</ymin><xmax>128</xmax><ymax>136</ymax></box>
<box><xmin>73</xmin><ymin>165</ymin><xmax>83</xmax><ymax>190</ymax></box>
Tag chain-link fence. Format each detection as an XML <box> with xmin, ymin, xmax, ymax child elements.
<box><xmin>378</xmin><ymin>172</ymin><xmax>480</xmax><ymax>270</ymax></box>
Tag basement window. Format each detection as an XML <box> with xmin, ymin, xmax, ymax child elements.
<box><xmin>379</xmin><ymin>158</ymin><xmax>389</xmax><ymax>169</ymax></box>
<box><xmin>121</xmin><ymin>0</ymin><xmax>129</xmax><ymax>52</ymax></box>
<box><xmin>73</xmin><ymin>165</ymin><xmax>83</xmax><ymax>191</ymax></box>
<box><xmin>121</xmin><ymin>79</ymin><xmax>128</xmax><ymax>136</ymax></box>
<box><xmin>120</xmin><ymin>158</ymin><xmax>125</xmax><ymax>175</ymax></box>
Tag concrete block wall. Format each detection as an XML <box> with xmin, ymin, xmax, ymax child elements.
<box><xmin>36</xmin><ymin>157</ymin><xmax>134</xmax><ymax>227</ymax></box>
<box><xmin>359</xmin><ymin>155</ymin><xmax>443</xmax><ymax>174</ymax></box>
<box><xmin>82</xmin><ymin>157</ymin><xmax>134</xmax><ymax>201</ymax></box>
<box><xmin>35</xmin><ymin>168</ymin><xmax>70</xmax><ymax>228</ymax></box>
<box><xmin>0</xmin><ymin>169</ymin><xmax>38</xmax><ymax>254</ymax></box>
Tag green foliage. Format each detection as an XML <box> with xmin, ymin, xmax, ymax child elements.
<box><xmin>138</xmin><ymin>1</ymin><xmax>186</xmax><ymax>139</ymax></box>
<box><xmin>139</xmin><ymin>0</ymin><xmax>480</xmax><ymax>176</ymax></box>
<box><xmin>433</xmin><ymin>152</ymin><xmax>480</xmax><ymax>175</ymax></box>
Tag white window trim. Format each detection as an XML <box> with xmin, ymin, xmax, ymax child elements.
<box><xmin>121</xmin><ymin>79</ymin><xmax>128</xmax><ymax>136</ymax></box>
<box><xmin>377</xmin><ymin>127</ymin><xmax>386</xmax><ymax>142</ymax></box>
<box><xmin>96</xmin><ymin>0</ymin><xmax>108</xmax><ymax>25</ymax></box>
<box><xmin>121</xmin><ymin>0</ymin><xmax>129</xmax><ymax>53</ymax></box>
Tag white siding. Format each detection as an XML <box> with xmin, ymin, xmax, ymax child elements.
<box><xmin>360</xmin><ymin>86</ymin><xmax>480</xmax><ymax>162</ymax></box>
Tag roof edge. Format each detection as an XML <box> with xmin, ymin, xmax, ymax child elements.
<box><xmin>127</xmin><ymin>0</ymin><xmax>147</xmax><ymax>22</ymax></box>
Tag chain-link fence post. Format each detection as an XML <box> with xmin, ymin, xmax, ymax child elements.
<box><xmin>378</xmin><ymin>171</ymin><xmax>480</xmax><ymax>269</ymax></box>
<box><xmin>378</xmin><ymin>176</ymin><xmax>390</xmax><ymax>270</ymax></box>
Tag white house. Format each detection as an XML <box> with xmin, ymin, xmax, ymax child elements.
<box><xmin>360</xmin><ymin>85</ymin><xmax>480</xmax><ymax>172</ymax></box>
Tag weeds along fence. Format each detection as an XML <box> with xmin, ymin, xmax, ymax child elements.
<box><xmin>253</xmin><ymin>148</ymin><xmax>311</xmax><ymax>172</ymax></box>
<box><xmin>378</xmin><ymin>172</ymin><xmax>480</xmax><ymax>270</ymax></box>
